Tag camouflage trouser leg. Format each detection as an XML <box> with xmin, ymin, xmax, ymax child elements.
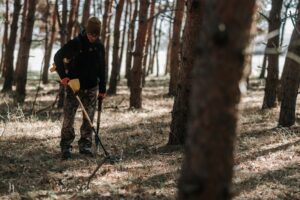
<box><xmin>60</xmin><ymin>87</ymin><xmax>79</xmax><ymax>151</ymax></box>
<box><xmin>78</xmin><ymin>87</ymin><xmax>97</xmax><ymax>151</ymax></box>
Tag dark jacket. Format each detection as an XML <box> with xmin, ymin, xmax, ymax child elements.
<box><xmin>54</xmin><ymin>31</ymin><xmax>106</xmax><ymax>93</ymax></box>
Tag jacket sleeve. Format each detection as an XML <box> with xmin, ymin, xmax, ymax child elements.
<box><xmin>98</xmin><ymin>43</ymin><xmax>107</xmax><ymax>93</ymax></box>
<box><xmin>53</xmin><ymin>39</ymin><xmax>79</xmax><ymax>79</ymax></box>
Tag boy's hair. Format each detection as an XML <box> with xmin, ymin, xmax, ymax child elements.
<box><xmin>86</xmin><ymin>17</ymin><xmax>101</xmax><ymax>36</ymax></box>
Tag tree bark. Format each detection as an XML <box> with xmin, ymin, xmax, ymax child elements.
<box><xmin>67</xmin><ymin>0</ymin><xmax>79</xmax><ymax>41</ymax></box>
<box><xmin>101</xmin><ymin>0</ymin><xmax>112</xmax><ymax>44</ymax></box>
<box><xmin>107</xmin><ymin>0</ymin><xmax>125</xmax><ymax>95</ymax></box>
<box><xmin>165</xmin><ymin>8</ymin><xmax>174</xmax><ymax>76</ymax></box>
<box><xmin>56</xmin><ymin>0</ymin><xmax>68</xmax><ymax>108</ymax></box>
<box><xmin>178</xmin><ymin>0</ymin><xmax>255</xmax><ymax>199</ymax></box>
<box><xmin>125</xmin><ymin>0</ymin><xmax>138</xmax><ymax>88</ymax></box>
<box><xmin>278</xmin><ymin>1</ymin><xmax>300</xmax><ymax>127</ymax></box>
<box><xmin>15</xmin><ymin>0</ymin><xmax>37</xmax><ymax>103</ymax></box>
<box><xmin>259</xmin><ymin>54</ymin><xmax>267</xmax><ymax>79</ymax></box>
<box><xmin>168</xmin><ymin>0</ymin><xmax>185</xmax><ymax>96</ymax></box>
<box><xmin>72</xmin><ymin>0</ymin><xmax>81</xmax><ymax>38</ymax></box>
<box><xmin>2</xmin><ymin>0</ymin><xmax>21</xmax><ymax>92</ymax></box>
<box><xmin>81</xmin><ymin>0</ymin><xmax>91</xmax><ymax>27</ymax></box>
<box><xmin>168</xmin><ymin>0</ymin><xmax>201</xmax><ymax>145</ymax></box>
<box><xmin>0</xmin><ymin>0</ymin><xmax>9</xmax><ymax>75</ymax></box>
<box><xmin>42</xmin><ymin>1</ymin><xmax>57</xmax><ymax>84</ymax></box>
<box><xmin>142</xmin><ymin>0</ymin><xmax>155</xmax><ymax>86</ymax></box>
<box><xmin>118</xmin><ymin>0</ymin><xmax>129</xmax><ymax>81</ymax></box>
<box><xmin>104</xmin><ymin>0</ymin><xmax>114</xmax><ymax>81</ymax></box>
<box><xmin>14</xmin><ymin>0</ymin><xmax>28</xmax><ymax>85</ymax></box>
<box><xmin>262</xmin><ymin>0</ymin><xmax>283</xmax><ymax>109</ymax></box>
<box><xmin>148</xmin><ymin>10</ymin><xmax>159</xmax><ymax>76</ymax></box>
<box><xmin>155</xmin><ymin>17</ymin><xmax>163</xmax><ymax>77</ymax></box>
<box><xmin>129</xmin><ymin>0</ymin><xmax>149</xmax><ymax>108</ymax></box>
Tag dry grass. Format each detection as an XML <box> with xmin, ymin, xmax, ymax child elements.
<box><xmin>0</xmin><ymin>77</ymin><xmax>299</xmax><ymax>199</ymax></box>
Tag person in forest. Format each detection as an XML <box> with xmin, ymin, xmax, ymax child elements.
<box><xmin>54</xmin><ymin>17</ymin><xmax>106</xmax><ymax>160</ymax></box>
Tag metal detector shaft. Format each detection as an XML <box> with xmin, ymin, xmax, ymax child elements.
<box><xmin>95</xmin><ymin>98</ymin><xmax>103</xmax><ymax>151</ymax></box>
<box><xmin>75</xmin><ymin>95</ymin><xmax>110</xmax><ymax>157</ymax></box>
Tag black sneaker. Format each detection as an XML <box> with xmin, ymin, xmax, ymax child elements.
<box><xmin>79</xmin><ymin>148</ymin><xmax>94</xmax><ymax>157</ymax></box>
<box><xmin>61</xmin><ymin>150</ymin><xmax>71</xmax><ymax>160</ymax></box>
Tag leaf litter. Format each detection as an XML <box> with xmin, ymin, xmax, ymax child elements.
<box><xmin>0</xmin><ymin>78</ymin><xmax>299</xmax><ymax>199</ymax></box>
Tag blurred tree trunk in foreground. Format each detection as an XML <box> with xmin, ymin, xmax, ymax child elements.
<box><xmin>168</xmin><ymin>0</ymin><xmax>185</xmax><ymax>96</ymax></box>
<box><xmin>2</xmin><ymin>0</ymin><xmax>21</xmax><ymax>92</ymax></box>
<box><xmin>130</xmin><ymin>0</ymin><xmax>149</xmax><ymax>108</ymax></box>
<box><xmin>168</xmin><ymin>0</ymin><xmax>202</xmax><ymax>145</ymax></box>
<box><xmin>262</xmin><ymin>0</ymin><xmax>283</xmax><ymax>109</ymax></box>
<box><xmin>278</xmin><ymin>1</ymin><xmax>300</xmax><ymax>127</ymax></box>
<box><xmin>15</xmin><ymin>0</ymin><xmax>37</xmax><ymax>103</ymax></box>
<box><xmin>178</xmin><ymin>0</ymin><xmax>255</xmax><ymax>199</ymax></box>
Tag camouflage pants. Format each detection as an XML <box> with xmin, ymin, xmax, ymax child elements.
<box><xmin>60</xmin><ymin>86</ymin><xmax>97</xmax><ymax>151</ymax></box>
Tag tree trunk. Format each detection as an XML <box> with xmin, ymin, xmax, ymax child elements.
<box><xmin>101</xmin><ymin>0</ymin><xmax>112</xmax><ymax>44</ymax></box>
<box><xmin>168</xmin><ymin>0</ymin><xmax>202</xmax><ymax>145</ymax></box>
<box><xmin>81</xmin><ymin>0</ymin><xmax>91</xmax><ymax>26</ymax></box>
<box><xmin>118</xmin><ymin>1</ymin><xmax>129</xmax><ymax>81</ymax></box>
<box><xmin>42</xmin><ymin>2</ymin><xmax>57</xmax><ymax>84</ymax></box>
<box><xmin>148</xmin><ymin>11</ymin><xmax>159</xmax><ymax>76</ymax></box>
<box><xmin>60</xmin><ymin>0</ymin><xmax>68</xmax><ymax>46</ymax></box>
<box><xmin>14</xmin><ymin>0</ymin><xmax>28</xmax><ymax>85</ymax></box>
<box><xmin>107</xmin><ymin>0</ymin><xmax>125</xmax><ymax>95</ymax></box>
<box><xmin>56</xmin><ymin>0</ymin><xmax>68</xmax><ymax>108</ymax></box>
<box><xmin>142</xmin><ymin>0</ymin><xmax>155</xmax><ymax>86</ymax></box>
<box><xmin>129</xmin><ymin>0</ymin><xmax>149</xmax><ymax>108</ymax></box>
<box><xmin>2</xmin><ymin>0</ymin><xmax>21</xmax><ymax>92</ymax></box>
<box><xmin>67</xmin><ymin>0</ymin><xmax>79</xmax><ymax>41</ymax></box>
<box><xmin>0</xmin><ymin>0</ymin><xmax>9</xmax><ymax>75</ymax></box>
<box><xmin>262</xmin><ymin>0</ymin><xmax>283</xmax><ymax>109</ymax></box>
<box><xmin>165</xmin><ymin>12</ymin><xmax>174</xmax><ymax>76</ymax></box>
<box><xmin>178</xmin><ymin>0</ymin><xmax>255</xmax><ymax>199</ymax></box>
<box><xmin>278</xmin><ymin>1</ymin><xmax>300</xmax><ymax>127</ymax></box>
<box><xmin>15</xmin><ymin>0</ymin><xmax>37</xmax><ymax>103</ymax></box>
<box><xmin>104</xmin><ymin>0</ymin><xmax>114</xmax><ymax>81</ymax></box>
<box><xmin>168</xmin><ymin>0</ymin><xmax>185</xmax><ymax>96</ymax></box>
<box><xmin>72</xmin><ymin>0</ymin><xmax>81</xmax><ymax>38</ymax></box>
<box><xmin>259</xmin><ymin>54</ymin><xmax>267</xmax><ymax>79</ymax></box>
<box><xmin>155</xmin><ymin>17</ymin><xmax>163</xmax><ymax>77</ymax></box>
<box><xmin>125</xmin><ymin>0</ymin><xmax>138</xmax><ymax>88</ymax></box>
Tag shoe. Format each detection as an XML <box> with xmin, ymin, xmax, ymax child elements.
<box><xmin>61</xmin><ymin>149</ymin><xmax>71</xmax><ymax>160</ymax></box>
<box><xmin>79</xmin><ymin>148</ymin><xmax>94</xmax><ymax>157</ymax></box>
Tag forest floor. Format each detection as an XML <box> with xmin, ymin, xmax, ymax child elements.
<box><xmin>0</xmin><ymin>77</ymin><xmax>299</xmax><ymax>200</ymax></box>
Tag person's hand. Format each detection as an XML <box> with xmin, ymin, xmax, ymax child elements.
<box><xmin>98</xmin><ymin>93</ymin><xmax>106</xmax><ymax>100</ymax></box>
<box><xmin>61</xmin><ymin>77</ymin><xmax>70</xmax><ymax>86</ymax></box>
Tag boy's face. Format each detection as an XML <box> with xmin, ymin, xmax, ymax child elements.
<box><xmin>87</xmin><ymin>33</ymin><xmax>98</xmax><ymax>43</ymax></box>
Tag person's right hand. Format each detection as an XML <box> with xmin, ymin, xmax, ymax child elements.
<box><xmin>61</xmin><ymin>77</ymin><xmax>70</xmax><ymax>86</ymax></box>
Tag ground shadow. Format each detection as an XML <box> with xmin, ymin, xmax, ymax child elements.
<box><xmin>236</xmin><ymin>139</ymin><xmax>300</xmax><ymax>164</ymax></box>
<box><xmin>233</xmin><ymin>164</ymin><xmax>299</xmax><ymax>199</ymax></box>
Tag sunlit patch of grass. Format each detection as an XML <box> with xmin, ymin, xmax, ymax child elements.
<box><xmin>234</xmin><ymin>84</ymin><xmax>300</xmax><ymax>200</ymax></box>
